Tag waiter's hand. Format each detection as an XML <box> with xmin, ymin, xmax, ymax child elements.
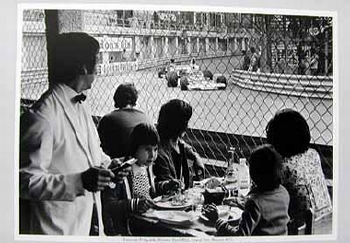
<box><xmin>81</xmin><ymin>166</ymin><xmax>115</xmax><ymax>192</ymax></box>
<box><xmin>109</xmin><ymin>157</ymin><xmax>131</xmax><ymax>182</ymax></box>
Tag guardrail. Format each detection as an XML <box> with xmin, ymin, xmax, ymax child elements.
<box><xmin>231</xmin><ymin>70</ymin><xmax>333</xmax><ymax>100</ymax></box>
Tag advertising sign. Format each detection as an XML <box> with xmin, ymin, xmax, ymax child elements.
<box><xmin>98</xmin><ymin>61</ymin><xmax>138</xmax><ymax>76</ymax></box>
<box><xmin>96</xmin><ymin>36</ymin><xmax>133</xmax><ymax>52</ymax></box>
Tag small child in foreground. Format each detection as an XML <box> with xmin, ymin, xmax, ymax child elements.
<box><xmin>101</xmin><ymin>123</ymin><xmax>160</xmax><ymax>235</ymax></box>
<box><xmin>202</xmin><ymin>144</ymin><xmax>290</xmax><ymax>236</ymax></box>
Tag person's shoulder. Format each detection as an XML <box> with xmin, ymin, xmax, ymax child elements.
<box><xmin>277</xmin><ymin>185</ymin><xmax>290</xmax><ymax>203</ymax></box>
<box><xmin>244</xmin><ymin>193</ymin><xmax>260</xmax><ymax>210</ymax></box>
<box><xmin>246</xmin><ymin>187</ymin><xmax>261</xmax><ymax>201</ymax></box>
<box><xmin>28</xmin><ymin>90</ymin><xmax>55</xmax><ymax>117</ymax></box>
<box><xmin>100</xmin><ymin>110</ymin><xmax>124</xmax><ymax>122</ymax></box>
<box><xmin>156</xmin><ymin>145</ymin><xmax>171</xmax><ymax>160</ymax></box>
<box><xmin>129</xmin><ymin>107</ymin><xmax>149</xmax><ymax>117</ymax></box>
<box><xmin>296</xmin><ymin>148</ymin><xmax>320</xmax><ymax>162</ymax></box>
<box><xmin>278</xmin><ymin>185</ymin><xmax>290</xmax><ymax>196</ymax></box>
<box><xmin>21</xmin><ymin>93</ymin><xmax>55</xmax><ymax>132</ymax></box>
<box><xmin>157</xmin><ymin>146</ymin><xmax>168</xmax><ymax>157</ymax></box>
<box><xmin>307</xmin><ymin>147</ymin><xmax>319</xmax><ymax>155</ymax></box>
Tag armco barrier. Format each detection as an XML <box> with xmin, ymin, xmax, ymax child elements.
<box><xmin>231</xmin><ymin>70</ymin><xmax>333</xmax><ymax>100</ymax></box>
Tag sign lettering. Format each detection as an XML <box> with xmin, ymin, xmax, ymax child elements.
<box><xmin>96</xmin><ymin>36</ymin><xmax>133</xmax><ymax>52</ymax></box>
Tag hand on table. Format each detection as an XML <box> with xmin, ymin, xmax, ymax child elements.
<box><xmin>202</xmin><ymin>203</ymin><xmax>219</xmax><ymax>223</ymax></box>
<box><xmin>81</xmin><ymin>166</ymin><xmax>115</xmax><ymax>192</ymax></box>
<box><xmin>164</xmin><ymin>179</ymin><xmax>182</xmax><ymax>193</ymax></box>
<box><xmin>222</xmin><ymin>194</ymin><xmax>245</xmax><ymax>210</ymax></box>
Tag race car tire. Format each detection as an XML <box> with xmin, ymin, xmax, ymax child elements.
<box><xmin>180</xmin><ymin>77</ymin><xmax>189</xmax><ymax>90</ymax></box>
<box><xmin>166</xmin><ymin>71</ymin><xmax>178</xmax><ymax>87</ymax></box>
<box><xmin>216</xmin><ymin>75</ymin><xmax>227</xmax><ymax>90</ymax></box>
<box><xmin>203</xmin><ymin>70</ymin><xmax>213</xmax><ymax>80</ymax></box>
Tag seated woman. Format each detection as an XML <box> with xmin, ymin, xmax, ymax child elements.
<box><xmin>153</xmin><ymin>99</ymin><xmax>205</xmax><ymax>193</ymax></box>
<box><xmin>202</xmin><ymin>144</ymin><xmax>290</xmax><ymax>236</ymax></box>
<box><xmin>266</xmin><ymin>108</ymin><xmax>332</xmax><ymax>232</ymax></box>
<box><xmin>101</xmin><ymin>123</ymin><xmax>160</xmax><ymax>236</ymax></box>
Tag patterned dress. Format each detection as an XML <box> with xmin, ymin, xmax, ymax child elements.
<box><xmin>131</xmin><ymin>166</ymin><xmax>152</xmax><ymax>200</ymax></box>
<box><xmin>281</xmin><ymin>148</ymin><xmax>332</xmax><ymax>219</ymax></box>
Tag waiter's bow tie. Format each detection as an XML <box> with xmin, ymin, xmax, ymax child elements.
<box><xmin>74</xmin><ymin>93</ymin><xmax>87</xmax><ymax>103</ymax></box>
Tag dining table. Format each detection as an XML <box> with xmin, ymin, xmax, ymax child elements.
<box><xmin>127</xmin><ymin>177</ymin><xmax>247</xmax><ymax>237</ymax></box>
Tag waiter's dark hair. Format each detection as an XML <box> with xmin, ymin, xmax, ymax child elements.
<box><xmin>51</xmin><ymin>32</ymin><xmax>100</xmax><ymax>85</ymax></box>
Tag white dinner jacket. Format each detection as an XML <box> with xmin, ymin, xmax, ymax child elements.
<box><xmin>20</xmin><ymin>83</ymin><xmax>109</xmax><ymax>235</ymax></box>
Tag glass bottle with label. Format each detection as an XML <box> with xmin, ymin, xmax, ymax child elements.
<box><xmin>238</xmin><ymin>158</ymin><xmax>250</xmax><ymax>196</ymax></box>
<box><xmin>224</xmin><ymin>147</ymin><xmax>238</xmax><ymax>190</ymax></box>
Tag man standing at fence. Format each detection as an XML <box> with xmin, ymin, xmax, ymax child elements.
<box><xmin>242</xmin><ymin>50</ymin><xmax>250</xmax><ymax>71</ymax></box>
<box><xmin>19</xmin><ymin>32</ymin><xmax>128</xmax><ymax>235</ymax></box>
<box><xmin>248</xmin><ymin>47</ymin><xmax>260</xmax><ymax>72</ymax></box>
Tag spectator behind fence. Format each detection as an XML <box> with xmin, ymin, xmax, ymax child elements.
<box><xmin>153</xmin><ymin>99</ymin><xmax>205</xmax><ymax>194</ymax></box>
<box><xmin>101</xmin><ymin>123</ymin><xmax>161</xmax><ymax>235</ymax></box>
<box><xmin>97</xmin><ymin>82</ymin><xmax>152</xmax><ymax>159</ymax></box>
<box><xmin>248</xmin><ymin>47</ymin><xmax>260</xmax><ymax>72</ymax></box>
<box><xmin>310</xmin><ymin>48</ymin><xmax>320</xmax><ymax>76</ymax></box>
<box><xmin>19</xmin><ymin>32</ymin><xmax>129</xmax><ymax>235</ymax></box>
<box><xmin>202</xmin><ymin>144</ymin><xmax>290</xmax><ymax>236</ymax></box>
<box><xmin>266</xmin><ymin>108</ymin><xmax>332</xmax><ymax>233</ymax></box>
<box><xmin>298</xmin><ymin>53</ymin><xmax>307</xmax><ymax>75</ymax></box>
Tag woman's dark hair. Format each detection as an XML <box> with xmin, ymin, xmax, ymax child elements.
<box><xmin>51</xmin><ymin>32</ymin><xmax>100</xmax><ymax>85</ymax></box>
<box><xmin>157</xmin><ymin>99</ymin><xmax>193</xmax><ymax>142</ymax></box>
<box><xmin>249</xmin><ymin>144</ymin><xmax>283</xmax><ymax>191</ymax></box>
<box><xmin>129</xmin><ymin>123</ymin><xmax>160</xmax><ymax>156</ymax></box>
<box><xmin>266</xmin><ymin>108</ymin><xmax>311</xmax><ymax>157</ymax></box>
<box><xmin>113</xmin><ymin>83</ymin><xmax>138</xmax><ymax>108</ymax></box>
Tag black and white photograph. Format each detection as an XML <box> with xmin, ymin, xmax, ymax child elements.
<box><xmin>7</xmin><ymin>2</ymin><xmax>341</xmax><ymax>243</ymax></box>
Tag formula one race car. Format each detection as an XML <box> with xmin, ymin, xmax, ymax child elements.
<box><xmin>165</xmin><ymin>69</ymin><xmax>227</xmax><ymax>90</ymax></box>
<box><xmin>159</xmin><ymin>60</ymin><xmax>227</xmax><ymax>90</ymax></box>
<box><xmin>178</xmin><ymin>70</ymin><xmax>227</xmax><ymax>91</ymax></box>
<box><xmin>158</xmin><ymin>58</ymin><xmax>198</xmax><ymax>79</ymax></box>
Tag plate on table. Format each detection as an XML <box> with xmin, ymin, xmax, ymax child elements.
<box><xmin>152</xmin><ymin>195</ymin><xmax>192</xmax><ymax>210</ymax></box>
<box><xmin>152</xmin><ymin>210</ymin><xmax>198</xmax><ymax>226</ymax></box>
<box><xmin>200</xmin><ymin>205</ymin><xmax>242</xmax><ymax>223</ymax></box>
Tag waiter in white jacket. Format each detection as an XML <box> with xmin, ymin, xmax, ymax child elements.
<box><xmin>20</xmin><ymin>32</ymin><xmax>127</xmax><ymax>235</ymax></box>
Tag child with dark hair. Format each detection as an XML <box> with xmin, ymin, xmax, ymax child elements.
<box><xmin>266</xmin><ymin>109</ymin><xmax>332</xmax><ymax>233</ymax></box>
<box><xmin>153</xmin><ymin>99</ymin><xmax>205</xmax><ymax>193</ymax></box>
<box><xmin>101</xmin><ymin>123</ymin><xmax>160</xmax><ymax>235</ymax></box>
<box><xmin>202</xmin><ymin>144</ymin><xmax>290</xmax><ymax>236</ymax></box>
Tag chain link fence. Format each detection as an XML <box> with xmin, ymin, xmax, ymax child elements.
<box><xmin>20</xmin><ymin>9</ymin><xmax>333</xmax><ymax>180</ymax></box>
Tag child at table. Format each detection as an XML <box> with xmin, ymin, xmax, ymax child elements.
<box><xmin>202</xmin><ymin>144</ymin><xmax>290</xmax><ymax>236</ymax></box>
<box><xmin>101</xmin><ymin>123</ymin><xmax>161</xmax><ymax>235</ymax></box>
